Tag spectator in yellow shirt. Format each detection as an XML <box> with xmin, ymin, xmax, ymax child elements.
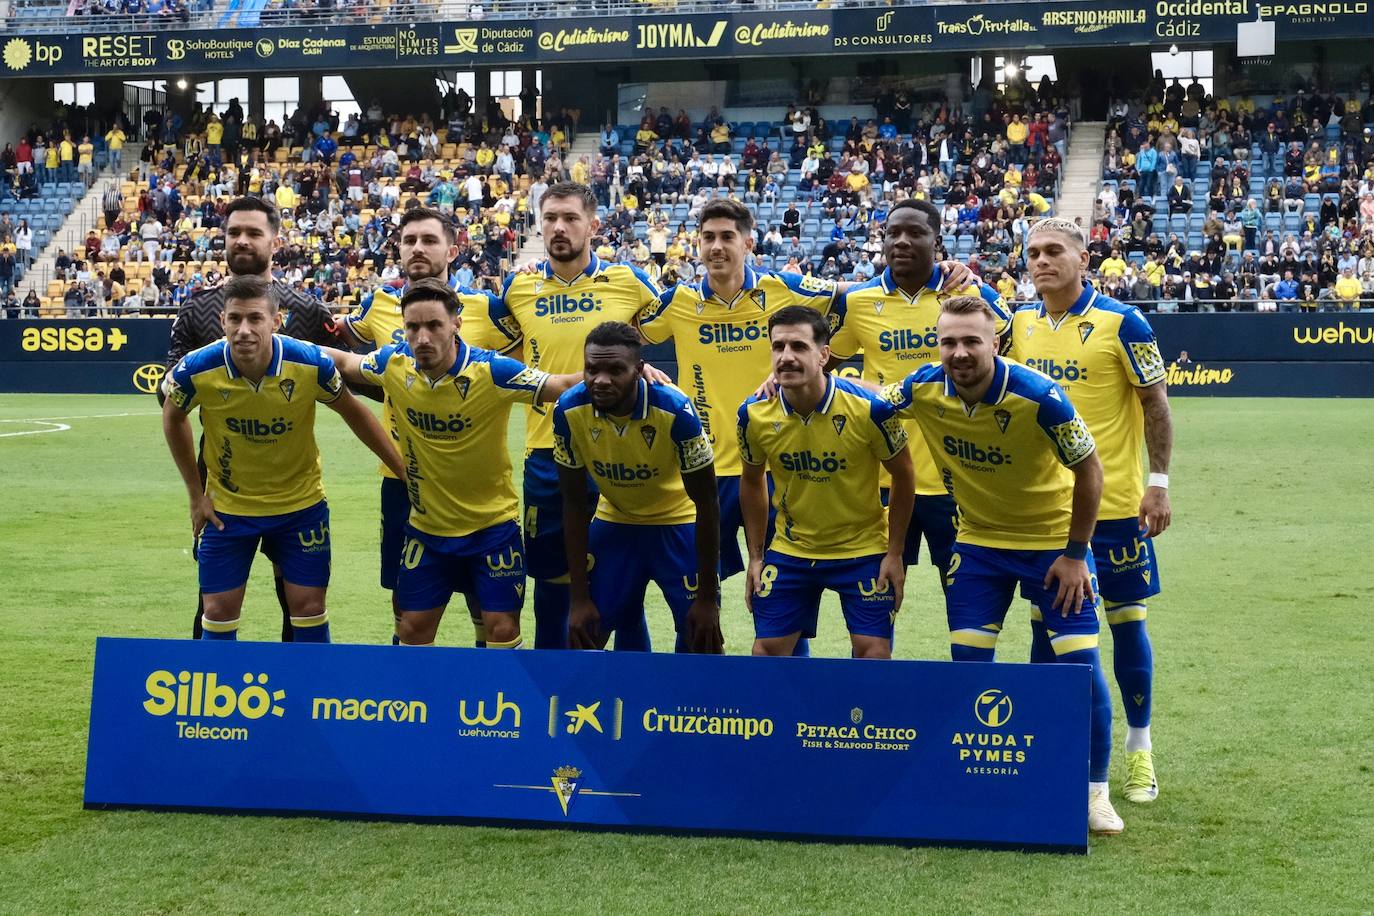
<box><xmin>475</xmin><ymin>143</ymin><xmax>495</xmax><ymax>173</ymax></box>
<box><xmin>76</xmin><ymin>136</ymin><xmax>95</xmax><ymax>185</ymax></box>
<box><xmin>710</xmin><ymin>122</ymin><xmax>731</xmax><ymax>153</ymax></box>
<box><xmin>206</xmin><ymin>115</ymin><xmax>224</xmax><ymax>165</ymax></box>
<box><xmin>59</xmin><ymin>133</ymin><xmax>75</xmax><ymax>182</ymax></box>
<box><xmin>844</xmin><ymin>168</ymin><xmax>870</xmax><ymax>199</ymax></box>
<box><xmin>1099</xmin><ymin>250</ymin><xmax>1128</xmax><ymax>279</ymax></box>
<box><xmin>104</xmin><ymin>126</ymin><xmax>126</xmax><ymax>173</ymax></box>
<box><xmin>1334</xmin><ymin>268</ymin><xmax>1363</xmax><ymax>309</ymax></box>
<box><xmin>1006</xmin><ymin>114</ymin><xmax>1029</xmax><ymax>164</ymax></box>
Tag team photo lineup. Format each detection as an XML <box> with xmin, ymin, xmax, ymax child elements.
<box><xmin>6</xmin><ymin>1</ymin><xmax>1370</xmax><ymax>905</ymax></box>
<box><xmin>160</xmin><ymin>179</ymin><xmax>1172</xmax><ymax>837</ymax></box>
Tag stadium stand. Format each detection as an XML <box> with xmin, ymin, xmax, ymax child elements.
<box><xmin>1</xmin><ymin>73</ymin><xmax>1069</xmax><ymax>318</ymax></box>
<box><xmin>1090</xmin><ymin>76</ymin><xmax>1374</xmax><ymax>312</ymax></box>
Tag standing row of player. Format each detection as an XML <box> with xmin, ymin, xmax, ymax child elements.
<box><xmin>160</xmin><ymin>185</ymin><xmax>1173</xmax><ymax>835</ymax></box>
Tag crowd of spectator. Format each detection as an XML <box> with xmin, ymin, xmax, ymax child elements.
<box><xmin>1087</xmin><ymin>70</ymin><xmax>1374</xmax><ymax>311</ymax></box>
<box><xmin>5</xmin><ymin>85</ymin><xmax>583</xmax><ymax>315</ymax></box>
<box><xmin>5</xmin><ymin>74</ymin><xmax>1078</xmax><ymax>317</ymax></box>
<box><xmin>570</xmin><ymin>74</ymin><xmax>1069</xmax><ymax>295</ymax></box>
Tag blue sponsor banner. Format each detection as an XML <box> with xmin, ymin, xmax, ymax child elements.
<box><xmin>84</xmin><ymin>637</ymin><xmax>1089</xmax><ymax>851</ymax></box>
<box><xmin>0</xmin><ymin>319</ymin><xmax>170</xmax><ymax>394</ymax></box>
<box><xmin>1147</xmin><ymin>313</ymin><xmax>1374</xmax><ymax>362</ymax></box>
<box><xmin>2</xmin><ymin>1</ymin><xmax>1370</xmax><ymax>79</ymax></box>
<box><xmin>1159</xmin><ymin>360</ymin><xmax>1374</xmax><ymax>396</ymax></box>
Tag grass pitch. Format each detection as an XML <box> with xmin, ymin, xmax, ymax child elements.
<box><xmin>0</xmin><ymin>394</ymin><xmax>1370</xmax><ymax>914</ymax></box>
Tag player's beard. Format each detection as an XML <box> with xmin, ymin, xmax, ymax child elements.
<box><xmin>406</xmin><ymin>256</ymin><xmax>445</xmax><ymax>281</ymax></box>
<box><xmin>546</xmin><ymin>236</ymin><xmax>585</xmax><ymax>263</ymax></box>
<box><xmin>227</xmin><ymin>247</ymin><xmax>271</xmax><ymax>276</ymax></box>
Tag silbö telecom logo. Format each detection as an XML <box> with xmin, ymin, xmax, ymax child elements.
<box><xmin>143</xmin><ymin>670</ymin><xmax>285</xmax><ymax>741</ymax></box>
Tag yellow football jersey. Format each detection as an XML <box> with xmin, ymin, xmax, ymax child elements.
<box><xmin>552</xmin><ymin>379</ymin><xmax>714</xmax><ymax>526</ymax></box>
<box><xmin>637</xmin><ymin>265</ymin><xmax>839</xmax><ymax>477</ymax></box>
<box><xmin>358</xmin><ymin>340</ymin><xmax>549</xmax><ymax>538</ymax></box>
<box><xmin>344</xmin><ymin>278</ymin><xmax>512</xmax><ymax>480</ymax></box>
<box><xmin>882</xmin><ymin>358</ymin><xmax>1096</xmax><ymax>550</ymax></box>
<box><xmin>162</xmin><ymin>336</ymin><xmax>344</xmax><ymax>517</ymax></box>
<box><xmin>488</xmin><ymin>254</ymin><xmax>661</xmax><ymax>450</ymax></box>
<box><xmin>830</xmin><ymin>266</ymin><xmax>1011</xmax><ymax>496</ymax></box>
<box><xmin>738</xmin><ymin>375</ymin><xmax>908</xmax><ymax>560</ymax></box>
<box><xmin>1006</xmin><ymin>286</ymin><xmax>1166</xmax><ymax>521</ymax></box>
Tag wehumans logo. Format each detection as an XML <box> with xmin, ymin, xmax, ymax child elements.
<box><xmin>1293</xmin><ymin>321</ymin><xmax>1374</xmax><ymax>345</ymax></box>
<box><xmin>461</xmin><ymin>692</ymin><xmax>520</xmax><ymax>727</ymax></box>
<box><xmin>458</xmin><ymin>692</ymin><xmax>521</xmax><ymax>738</ymax></box>
<box><xmin>144</xmin><ymin>670</ymin><xmax>284</xmax><ymax>740</ymax></box>
<box><xmin>485</xmin><ymin>545</ymin><xmax>522</xmax><ymax>572</ymax></box>
<box><xmin>1108</xmin><ymin>538</ymin><xmax>1148</xmax><ymax>568</ymax></box>
<box><xmin>857</xmin><ymin>578</ymin><xmax>890</xmax><ymax>600</ymax></box>
<box><xmin>974</xmin><ymin>689</ymin><xmax>1013</xmax><ymax>727</ymax></box>
<box><xmin>312</xmin><ymin>696</ymin><xmax>426</xmax><ymax>723</ymax></box>
<box><xmin>297</xmin><ymin>521</ymin><xmax>329</xmax><ymax>550</ymax></box>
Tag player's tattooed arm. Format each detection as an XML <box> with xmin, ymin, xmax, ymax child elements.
<box><xmin>682</xmin><ymin>464</ymin><xmax>724</xmax><ymax>654</ymax></box>
<box><xmin>326</xmin><ymin>387</ymin><xmax>406</xmax><ymax>478</ymax></box>
<box><xmin>1136</xmin><ymin>381</ymin><xmax>1174</xmax><ymax>537</ymax></box>
<box><xmin>1045</xmin><ymin>450</ymin><xmax>1103</xmax><ymax>614</ymax></box>
<box><xmin>162</xmin><ymin>397</ymin><xmax>222</xmax><ymax>537</ymax></box>
<box><xmin>557</xmin><ymin>464</ymin><xmax>605</xmax><ymax>650</ymax></box>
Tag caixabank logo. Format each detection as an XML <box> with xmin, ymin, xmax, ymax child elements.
<box><xmin>143</xmin><ymin>670</ymin><xmax>284</xmax><ymax>741</ymax></box>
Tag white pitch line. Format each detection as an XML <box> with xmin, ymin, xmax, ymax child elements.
<box><xmin>0</xmin><ymin>421</ymin><xmax>72</xmax><ymax>438</ymax></box>
<box><xmin>0</xmin><ymin>412</ymin><xmax>160</xmax><ymax>438</ymax></box>
<box><xmin>0</xmin><ymin>411</ymin><xmax>160</xmax><ymax>422</ymax></box>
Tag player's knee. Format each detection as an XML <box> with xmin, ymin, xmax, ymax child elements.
<box><xmin>483</xmin><ymin>612</ymin><xmax>519</xmax><ymax>645</ymax></box>
<box><xmin>851</xmin><ymin>637</ymin><xmax>891</xmax><ymax>660</ymax></box>
<box><xmin>752</xmin><ymin>637</ymin><xmax>793</xmax><ymax>657</ymax></box>
<box><xmin>397</xmin><ymin>613</ymin><xmax>439</xmax><ymax>646</ymax></box>
<box><xmin>201</xmin><ymin>593</ymin><xmax>241</xmax><ymax>621</ymax></box>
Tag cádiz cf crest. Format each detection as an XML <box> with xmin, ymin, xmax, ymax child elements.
<box><xmin>551</xmin><ymin>766</ymin><xmax>582</xmax><ymax>815</ymax></box>
<box><xmin>278</xmin><ymin>379</ymin><xmax>295</xmax><ymax>402</ymax></box>
<box><xmin>994</xmin><ymin>408</ymin><xmax>1011</xmax><ymax>433</ymax></box>
<box><xmin>455</xmin><ymin>376</ymin><xmax>471</xmax><ymax>398</ymax></box>
<box><xmin>832</xmin><ymin>414</ymin><xmax>847</xmax><ymax>435</ymax></box>
<box><xmin>1078</xmin><ymin>321</ymin><xmax>1095</xmax><ymax>344</ymax></box>
<box><xmin>640</xmin><ymin>426</ymin><xmax>657</xmax><ymax>449</ymax></box>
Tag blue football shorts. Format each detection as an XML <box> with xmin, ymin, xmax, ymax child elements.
<box><xmin>395</xmin><ymin>520</ymin><xmax>526</xmax><ymax>614</ymax></box>
<box><xmin>197</xmin><ymin>500</ymin><xmax>331</xmax><ymax>594</ymax></box>
<box><xmin>750</xmin><ymin>549</ymin><xmax>897</xmax><ymax>641</ymax></box>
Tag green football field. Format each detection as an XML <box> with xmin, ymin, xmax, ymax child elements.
<box><xmin>0</xmin><ymin>394</ymin><xmax>1369</xmax><ymax>914</ymax></box>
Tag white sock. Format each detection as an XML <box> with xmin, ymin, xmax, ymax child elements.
<box><xmin>1089</xmin><ymin>781</ymin><xmax>1109</xmax><ymax>795</ymax></box>
<box><xmin>1126</xmin><ymin>725</ymin><xmax>1152</xmax><ymax>753</ymax></box>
